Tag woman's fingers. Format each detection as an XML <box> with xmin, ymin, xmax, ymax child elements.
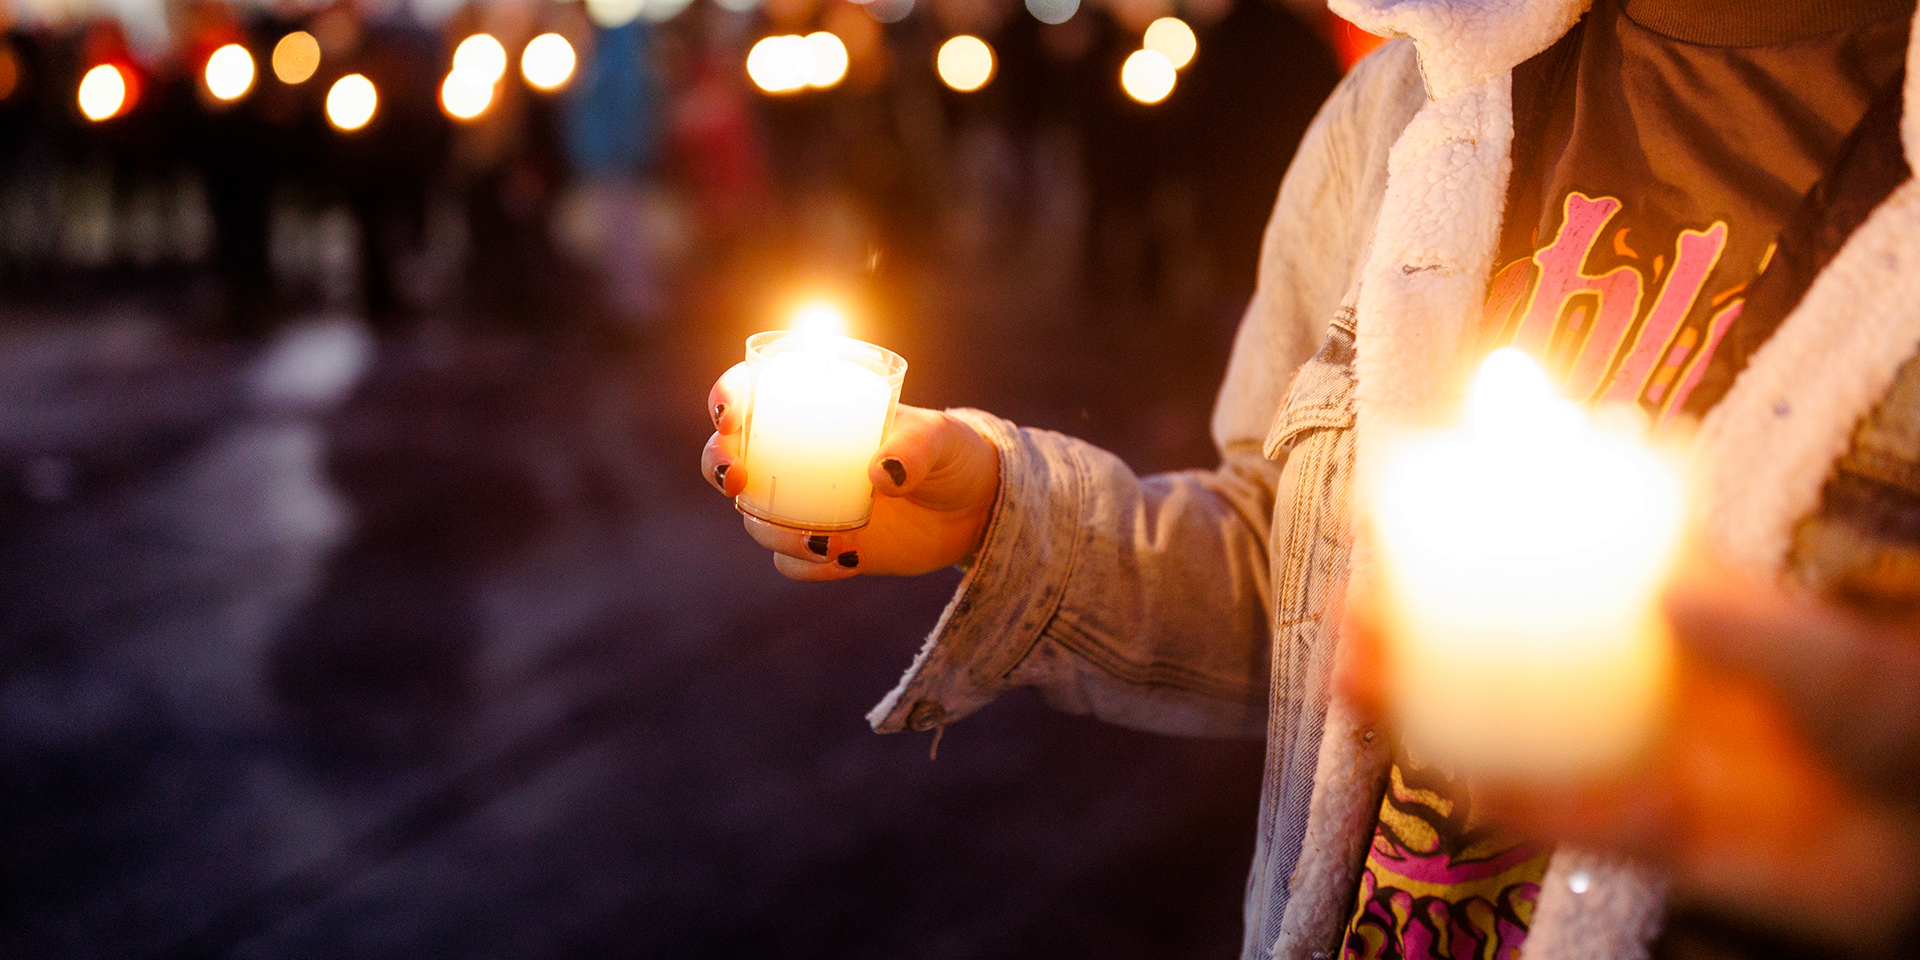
<box><xmin>741</xmin><ymin>514</ymin><xmax>863</xmax><ymax>565</ymax></box>
<box><xmin>870</xmin><ymin>407</ymin><xmax>999</xmax><ymax>514</ymax></box>
<box><xmin>708</xmin><ymin>362</ymin><xmax>750</xmax><ymax>435</ymax></box>
<box><xmin>702</xmin><ymin>432</ymin><xmax>743</xmax><ymax>496</ymax></box>
<box><xmin>773</xmin><ymin>551</ymin><xmax>864</xmax><ymax>582</ymax></box>
<box><xmin>741</xmin><ymin>515</ymin><xmax>866</xmax><ymax>581</ymax></box>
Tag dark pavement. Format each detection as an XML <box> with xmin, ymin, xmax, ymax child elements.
<box><xmin>0</xmin><ymin>229</ymin><xmax>1268</xmax><ymax>959</ymax></box>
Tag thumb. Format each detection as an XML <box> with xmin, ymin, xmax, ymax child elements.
<box><xmin>869</xmin><ymin>407</ymin><xmax>997</xmax><ymax>512</ymax></box>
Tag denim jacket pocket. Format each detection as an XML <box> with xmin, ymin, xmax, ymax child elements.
<box><xmin>1264</xmin><ymin>308</ymin><xmax>1358</xmax><ymax>460</ymax></box>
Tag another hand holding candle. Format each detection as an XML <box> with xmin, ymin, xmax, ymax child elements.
<box><xmin>702</xmin><ymin>305</ymin><xmax>1000</xmax><ymax>580</ymax></box>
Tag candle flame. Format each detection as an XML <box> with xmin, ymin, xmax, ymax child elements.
<box><xmin>1380</xmin><ymin>347</ymin><xmax>1686</xmax><ymax>611</ymax></box>
<box><xmin>1468</xmin><ymin>347</ymin><xmax>1584</xmax><ymax>439</ymax></box>
<box><xmin>792</xmin><ymin>303</ymin><xmax>848</xmax><ymax>342</ymax></box>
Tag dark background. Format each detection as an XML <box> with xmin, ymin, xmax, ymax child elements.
<box><xmin>0</xmin><ymin>1</ymin><xmax>1345</xmax><ymax>956</ymax></box>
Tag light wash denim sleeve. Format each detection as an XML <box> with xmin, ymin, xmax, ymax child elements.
<box><xmin>868</xmin><ymin>42</ymin><xmax>1424</xmax><ymax>741</ymax></box>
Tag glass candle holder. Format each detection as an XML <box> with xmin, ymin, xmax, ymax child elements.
<box><xmin>734</xmin><ymin>330</ymin><xmax>908</xmax><ymax>532</ymax></box>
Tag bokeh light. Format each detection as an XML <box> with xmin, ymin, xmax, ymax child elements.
<box><xmin>804</xmin><ymin>32</ymin><xmax>848</xmax><ymax>89</ymax></box>
<box><xmin>440</xmin><ymin>71</ymin><xmax>493</xmax><ymax>120</ymax></box>
<box><xmin>584</xmin><ymin>0</ymin><xmax>644</xmax><ymax>28</ymax></box>
<box><xmin>520</xmin><ymin>33</ymin><xmax>576</xmax><ymax>91</ymax></box>
<box><xmin>326</xmin><ymin>73</ymin><xmax>377</xmax><ymax>131</ymax></box>
<box><xmin>204</xmin><ymin>43</ymin><xmax>255</xmax><ymax>101</ymax></box>
<box><xmin>1025</xmin><ymin>0</ymin><xmax>1079</xmax><ymax>24</ymax></box>
<box><xmin>1143</xmin><ymin>17</ymin><xmax>1197</xmax><ymax>69</ymax></box>
<box><xmin>936</xmin><ymin>35</ymin><xmax>994</xmax><ymax>92</ymax></box>
<box><xmin>1120</xmin><ymin>48</ymin><xmax>1176</xmax><ymax>104</ymax></box>
<box><xmin>451</xmin><ymin>33</ymin><xmax>508</xmax><ymax>85</ymax></box>
<box><xmin>77</xmin><ymin>64</ymin><xmax>126</xmax><ymax>121</ymax></box>
<box><xmin>642</xmin><ymin>0</ymin><xmax>695</xmax><ymax>22</ymax></box>
<box><xmin>272</xmin><ymin>31</ymin><xmax>320</xmax><ymax>84</ymax></box>
<box><xmin>746</xmin><ymin>35</ymin><xmax>815</xmax><ymax>94</ymax></box>
<box><xmin>864</xmin><ymin>0</ymin><xmax>914</xmax><ymax>25</ymax></box>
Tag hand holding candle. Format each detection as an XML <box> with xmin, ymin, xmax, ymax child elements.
<box><xmin>703</xmin><ymin>304</ymin><xmax>1000</xmax><ymax>580</ymax></box>
<box><xmin>1369</xmin><ymin>348</ymin><xmax>1687</xmax><ymax>780</ymax></box>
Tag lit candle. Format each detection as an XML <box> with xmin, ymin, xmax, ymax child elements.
<box><xmin>735</xmin><ymin>308</ymin><xmax>907</xmax><ymax>532</ymax></box>
<box><xmin>1371</xmin><ymin>348</ymin><xmax>1684</xmax><ymax>779</ymax></box>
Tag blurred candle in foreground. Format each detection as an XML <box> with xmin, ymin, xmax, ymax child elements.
<box><xmin>735</xmin><ymin>307</ymin><xmax>907</xmax><ymax>532</ymax></box>
<box><xmin>1372</xmin><ymin>348</ymin><xmax>1683</xmax><ymax>779</ymax></box>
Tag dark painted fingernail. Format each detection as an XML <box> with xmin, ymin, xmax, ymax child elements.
<box><xmin>713</xmin><ymin>463</ymin><xmax>729</xmax><ymax>489</ymax></box>
<box><xmin>837</xmin><ymin>551</ymin><xmax>859</xmax><ymax>569</ymax></box>
<box><xmin>807</xmin><ymin>535</ymin><xmax>829</xmax><ymax>556</ymax></box>
<box><xmin>713</xmin><ymin>403</ymin><xmax>726</xmax><ymax>427</ymax></box>
<box><xmin>882</xmin><ymin>458</ymin><xmax>906</xmax><ymax>487</ymax></box>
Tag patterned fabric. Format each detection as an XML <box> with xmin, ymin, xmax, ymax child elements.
<box><xmin>1341</xmin><ymin>748</ymin><xmax>1550</xmax><ymax>960</ymax></box>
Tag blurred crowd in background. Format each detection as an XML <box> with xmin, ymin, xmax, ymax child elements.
<box><xmin>0</xmin><ymin>0</ymin><xmax>1357</xmax><ymax>343</ymax></box>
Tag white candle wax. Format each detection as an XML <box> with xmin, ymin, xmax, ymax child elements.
<box><xmin>1373</xmin><ymin>349</ymin><xmax>1683</xmax><ymax>779</ymax></box>
<box><xmin>736</xmin><ymin>332</ymin><xmax>904</xmax><ymax>531</ymax></box>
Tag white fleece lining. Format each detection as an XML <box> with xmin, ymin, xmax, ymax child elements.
<box><xmin>1696</xmin><ymin>0</ymin><xmax>1920</xmax><ymax>570</ymax></box>
<box><xmin>1694</xmin><ymin>177</ymin><xmax>1920</xmax><ymax>570</ymax></box>
<box><xmin>1330</xmin><ymin>0</ymin><xmax>1591</xmax><ymax>99</ymax></box>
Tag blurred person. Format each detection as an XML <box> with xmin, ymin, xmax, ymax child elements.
<box><xmin>559</xmin><ymin>19</ymin><xmax>665</xmax><ymax>323</ymax></box>
<box><xmin>321</xmin><ymin>3</ymin><xmax>449</xmax><ymax>331</ymax></box>
<box><xmin>704</xmin><ymin>0</ymin><xmax>1920</xmax><ymax>958</ymax></box>
<box><xmin>185</xmin><ymin>1</ymin><xmax>279</xmax><ymax>336</ymax></box>
<box><xmin>1179</xmin><ymin>0</ymin><xmax>1340</xmax><ymax>300</ymax></box>
<box><xmin>1076</xmin><ymin>10</ymin><xmax>1184</xmax><ymax>315</ymax></box>
<box><xmin>442</xmin><ymin>5</ymin><xmax>575</xmax><ymax>329</ymax></box>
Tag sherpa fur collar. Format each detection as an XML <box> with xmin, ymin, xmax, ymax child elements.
<box><xmin>1292</xmin><ymin>1</ymin><xmax>1920</xmax><ymax>959</ymax></box>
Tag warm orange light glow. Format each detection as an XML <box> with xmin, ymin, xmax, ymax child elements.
<box><xmin>0</xmin><ymin>46</ymin><xmax>19</xmax><ymax>103</ymax></box>
<box><xmin>204</xmin><ymin>43</ymin><xmax>255</xmax><ymax>101</ymax></box>
<box><xmin>326</xmin><ymin>73</ymin><xmax>377</xmax><ymax>131</ymax></box>
<box><xmin>936</xmin><ymin>35</ymin><xmax>994</xmax><ymax>92</ymax></box>
<box><xmin>1142</xmin><ymin>17</ymin><xmax>1196</xmax><ymax>69</ymax></box>
<box><xmin>78</xmin><ymin>64</ymin><xmax>127</xmax><ymax>121</ymax></box>
<box><xmin>520</xmin><ymin>33</ymin><xmax>576</xmax><ymax>91</ymax></box>
<box><xmin>452</xmin><ymin>33</ymin><xmax>508</xmax><ymax>85</ymax></box>
<box><xmin>272</xmin><ymin>31</ymin><xmax>321</xmax><ymax>84</ymax></box>
<box><xmin>440</xmin><ymin>71</ymin><xmax>493</xmax><ymax>119</ymax></box>
<box><xmin>1120</xmin><ymin>48</ymin><xmax>1176</xmax><ymax>104</ymax></box>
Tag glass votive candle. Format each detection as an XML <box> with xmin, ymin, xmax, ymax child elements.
<box><xmin>735</xmin><ymin>330</ymin><xmax>908</xmax><ymax>532</ymax></box>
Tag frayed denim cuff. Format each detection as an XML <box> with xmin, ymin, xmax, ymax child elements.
<box><xmin>867</xmin><ymin>408</ymin><xmax>1081</xmax><ymax>734</ymax></box>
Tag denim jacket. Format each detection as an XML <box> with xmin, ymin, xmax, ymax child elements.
<box><xmin>869</xmin><ymin>2</ymin><xmax>1920</xmax><ymax>956</ymax></box>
